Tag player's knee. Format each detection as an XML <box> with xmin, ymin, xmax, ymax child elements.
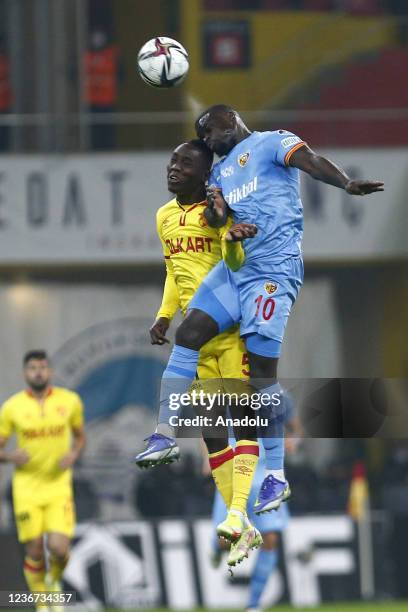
<box><xmin>48</xmin><ymin>540</ymin><xmax>70</xmax><ymax>559</ymax></box>
<box><xmin>25</xmin><ymin>538</ymin><xmax>44</xmax><ymax>561</ymax></box>
<box><xmin>262</xmin><ymin>531</ymin><xmax>278</xmax><ymax>550</ymax></box>
<box><xmin>175</xmin><ymin>323</ymin><xmax>202</xmax><ymax>349</ymax></box>
<box><xmin>176</xmin><ymin>312</ymin><xmax>217</xmax><ymax>349</ymax></box>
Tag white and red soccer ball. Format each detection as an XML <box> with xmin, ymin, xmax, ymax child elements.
<box><xmin>137</xmin><ymin>37</ymin><xmax>189</xmax><ymax>88</ymax></box>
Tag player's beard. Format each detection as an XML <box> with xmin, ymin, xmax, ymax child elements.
<box><xmin>28</xmin><ymin>380</ymin><xmax>48</xmax><ymax>393</ymax></box>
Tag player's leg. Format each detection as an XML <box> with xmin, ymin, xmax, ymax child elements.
<box><xmin>14</xmin><ymin>501</ymin><xmax>48</xmax><ymax>608</ymax></box>
<box><xmin>245</xmin><ymin>474</ymin><xmax>289</xmax><ymax>609</ymax></box>
<box><xmin>245</xmin><ymin>532</ymin><xmax>279</xmax><ymax>612</ymax></box>
<box><xmin>191</xmin><ymin>350</ymin><xmax>236</xmax><ymax>517</ymax></box>
<box><xmin>214</xmin><ymin>334</ymin><xmax>260</xmax><ymax>548</ymax></box>
<box><xmin>246</xmin><ymin>343</ymin><xmax>290</xmax><ymax>513</ymax></box>
<box><xmin>239</xmin><ymin>257</ymin><xmax>303</xmax><ymax>513</ymax></box>
<box><xmin>43</xmin><ymin>495</ymin><xmax>75</xmax><ymax>602</ymax></box>
<box><xmin>135</xmin><ymin>261</ymin><xmax>241</xmax><ymax>468</ymax></box>
<box><xmin>211</xmin><ymin>472</ymin><xmax>262</xmax><ymax>570</ymax></box>
<box><xmin>24</xmin><ymin>536</ymin><xmax>49</xmax><ymax>610</ymax></box>
<box><xmin>46</xmin><ymin>533</ymin><xmax>70</xmax><ymax>586</ymax></box>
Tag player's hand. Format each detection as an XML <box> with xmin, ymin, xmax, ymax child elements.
<box><xmin>205</xmin><ymin>186</ymin><xmax>227</xmax><ymax>227</ymax></box>
<box><xmin>59</xmin><ymin>450</ymin><xmax>79</xmax><ymax>470</ymax></box>
<box><xmin>150</xmin><ymin>317</ymin><xmax>170</xmax><ymax>345</ymax></box>
<box><xmin>8</xmin><ymin>449</ymin><xmax>30</xmax><ymax>466</ymax></box>
<box><xmin>225</xmin><ymin>223</ymin><xmax>258</xmax><ymax>242</ymax></box>
<box><xmin>345</xmin><ymin>180</ymin><xmax>384</xmax><ymax>195</ymax></box>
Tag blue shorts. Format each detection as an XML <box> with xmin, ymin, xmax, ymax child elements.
<box><xmin>189</xmin><ymin>256</ymin><xmax>303</xmax><ymax>348</ymax></box>
<box><xmin>212</xmin><ymin>473</ymin><xmax>290</xmax><ymax>534</ymax></box>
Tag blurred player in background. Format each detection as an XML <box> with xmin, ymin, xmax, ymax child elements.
<box><xmin>154</xmin><ymin>103</ymin><xmax>384</xmax><ymax>518</ymax></box>
<box><xmin>135</xmin><ymin>139</ymin><xmax>263</xmax><ymax>565</ymax></box>
<box><xmin>208</xmin><ymin>390</ymin><xmax>300</xmax><ymax>612</ymax></box>
<box><xmin>0</xmin><ymin>350</ymin><xmax>85</xmax><ymax>611</ymax></box>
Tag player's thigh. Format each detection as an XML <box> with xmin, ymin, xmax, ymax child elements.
<box><xmin>189</xmin><ymin>260</ymin><xmax>241</xmax><ymax>333</ymax></box>
<box><xmin>239</xmin><ymin>259</ymin><xmax>303</xmax><ymax>342</ymax></box>
<box><xmin>217</xmin><ymin>329</ymin><xmax>249</xmax><ymax>380</ymax></box>
<box><xmin>13</xmin><ymin>499</ymin><xmax>44</xmax><ymax>544</ymax></box>
<box><xmin>44</xmin><ymin>495</ymin><xmax>76</xmax><ymax>540</ymax></box>
<box><xmin>197</xmin><ymin>346</ymin><xmax>222</xmax><ymax>380</ymax></box>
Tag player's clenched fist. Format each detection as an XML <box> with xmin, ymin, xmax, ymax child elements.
<box><xmin>205</xmin><ymin>185</ymin><xmax>228</xmax><ymax>227</ymax></box>
<box><xmin>150</xmin><ymin>317</ymin><xmax>170</xmax><ymax>345</ymax></box>
<box><xmin>226</xmin><ymin>222</ymin><xmax>258</xmax><ymax>242</ymax></box>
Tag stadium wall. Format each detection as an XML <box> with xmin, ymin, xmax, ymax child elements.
<box><xmin>0</xmin><ymin>514</ymin><xmax>390</xmax><ymax>609</ymax></box>
<box><xmin>0</xmin><ymin>150</ymin><xmax>404</xmax><ymax>264</ymax></box>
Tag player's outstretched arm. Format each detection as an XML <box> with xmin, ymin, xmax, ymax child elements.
<box><xmin>289</xmin><ymin>144</ymin><xmax>384</xmax><ymax>195</ymax></box>
<box><xmin>205</xmin><ymin>186</ymin><xmax>228</xmax><ymax>227</ymax></box>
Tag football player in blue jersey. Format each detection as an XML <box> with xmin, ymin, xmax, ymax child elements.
<box><xmin>141</xmin><ymin>104</ymin><xmax>383</xmax><ymax>527</ymax></box>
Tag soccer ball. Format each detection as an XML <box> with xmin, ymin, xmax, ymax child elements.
<box><xmin>137</xmin><ymin>37</ymin><xmax>189</xmax><ymax>88</ymax></box>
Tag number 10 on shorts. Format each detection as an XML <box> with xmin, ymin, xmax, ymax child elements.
<box><xmin>254</xmin><ymin>295</ymin><xmax>275</xmax><ymax>320</ymax></box>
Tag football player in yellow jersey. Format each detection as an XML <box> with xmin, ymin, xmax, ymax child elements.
<box><xmin>0</xmin><ymin>350</ymin><xmax>85</xmax><ymax>611</ymax></box>
<box><xmin>135</xmin><ymin>140</ymin><xmax>262</xmax><ymax>566</ymax></box>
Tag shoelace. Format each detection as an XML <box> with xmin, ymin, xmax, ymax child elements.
<box><xmin>261</xmin><ymin>474</ymin><xmax>275</xmax><ymax>490</ymax></box>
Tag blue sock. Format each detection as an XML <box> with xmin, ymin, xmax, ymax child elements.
<box><xmin>156</xmin><ymin>345</ymin><xmax>199</xmax><ymax>436</ymax></box>
<box><xmin>259</xmin><ymin>383</ymin><xmax>285</xmax><ymax>471</ymax></box>
<box><xmin>247</xmin><ymin>548</ymin><xmax>279</xmax><ymax>609</ymax></box>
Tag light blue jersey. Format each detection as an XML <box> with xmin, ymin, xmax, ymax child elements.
<box><xmin>210</xmin><ymin>130</ymin><xmax>305</xmax><ymax>273</ymax></box>
<box><xmin>190</xmin><ymin>130</ymin><xmax>305</xmax><ymax>348</ymax></box>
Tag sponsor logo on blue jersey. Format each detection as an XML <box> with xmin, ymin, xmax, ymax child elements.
<box><xmin>226</xmin><ymin>176</ymin><xmax>258</xmax><ymax>205</ymax></box>
<box><xmin>221</xmin><ymin>165</ymin><xmax>234</xmax><ymax>178</ymax></box>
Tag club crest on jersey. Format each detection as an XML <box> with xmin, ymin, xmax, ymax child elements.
<box><xmin>238</xmin><ymin>152</ymin><xmax>250</xmax><ymax>167</ymax></box>
<box><xmin>264</xmin><ymin>281</ymin><xmax>278</xmax><ymax>295</ymax></box>
<box><xmin>198</xmin><ymin>211</ymin><xmax>208</xmax><ymax>228</ymax></box>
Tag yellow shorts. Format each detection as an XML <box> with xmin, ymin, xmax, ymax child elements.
<box><xmin>13</xmin><ymin>495</ymin><xmax>76</xmax><ymax>543</ymax></box>
<box><xmin>197</xmin><ymin>325</ymin><xmax>249</xmax><ymax>380</ymax></box>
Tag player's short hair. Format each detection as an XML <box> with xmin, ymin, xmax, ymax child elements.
<box><xmin>195</xmin><ymin>104</ymin><xmax>237</xmax><ymax>137</ymax></box>
<box><xmin>187</xmin><ymin>138</ymin><xmax>214</xmax><ymax>169</ymax></box>
<box><xmin>23</xmin><ymin>350</ymin><xmax>49</xmax><ymax>366</ymax></box>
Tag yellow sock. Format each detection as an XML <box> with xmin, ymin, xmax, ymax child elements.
<box><xmin>209</xmin><ymin>445</ymin><xmax>235</xmax><ymax>508</ymax></box>
<box><xmin>49</xmin><ymin>553</ymin><xmax>69</xmax><ymax>582</ymax></box>
<box><xmin>231</xmin><ymin>440</ymin><xmax>259</xmax><ymax>514</ymax></box>
<box><xmin>23</xmin><ymin>555</ymin><xmax>46</xmax><ymax>593</ymax></box>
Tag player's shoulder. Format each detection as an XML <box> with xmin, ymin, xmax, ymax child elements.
<box><xmin>157</xmin><ymin>198</ymin><xmax>177</xmax><ymax>221</ymax></box>
<box><xmin>52</xmin><ymin>386</ymin><xmax>82</xmax><ymax>404</ymax></box>
<box><xmin>1</xmin><ymin>390</ymin><xmax>27</xmax><ymax>410</ymax></box>
<box><xmin>158</xmin><ymin>197</ymin><xmax>177</xmax><ymax>215</ymax></box>
<box><xmin>261</xmin><ymin>129</ymin><xmax>301</xmax><ymax>144</ymax></box>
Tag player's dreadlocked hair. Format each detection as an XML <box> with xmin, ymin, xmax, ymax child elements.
<box><xmin>195</xmin><ymin>104</ymin><xmax>237</xmax><ymax>138</ymax></box>
<box><xmin>188</xmin><ymin>138</ymin><xmax>214</xmax><ymax>169</ymax></box>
